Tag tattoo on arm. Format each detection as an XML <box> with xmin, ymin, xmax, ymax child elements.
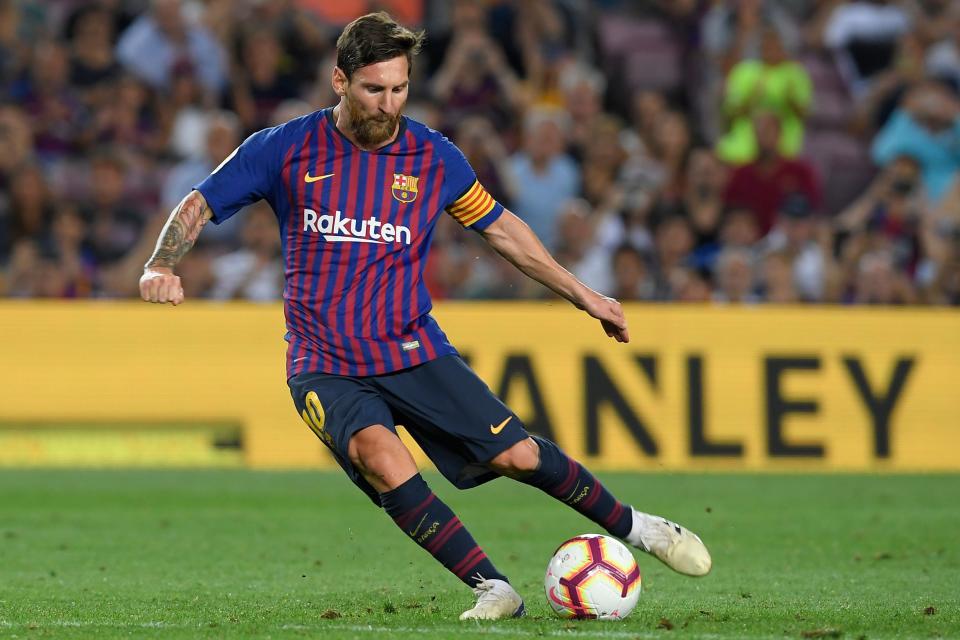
<box><xmin>145</xmin><ymin>191</ymin><xmax>212</xmax><ymax>269</ymax></box>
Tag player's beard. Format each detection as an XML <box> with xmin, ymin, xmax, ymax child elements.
<box><xmin>344</xmin><ymin>92</ymin><xmax>400</xmax><ymax>148</ymax></box>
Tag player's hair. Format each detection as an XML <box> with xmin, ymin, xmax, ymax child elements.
<box><xmin>336</xmin><ymin>12</ymin><xmax>425</xmax><ymax>80</ymax></box>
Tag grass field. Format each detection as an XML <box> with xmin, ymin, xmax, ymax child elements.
<box><xmin>0</xmin><ymin>471</ymin><xmax>957</xmax><ymax>639</ymax></box>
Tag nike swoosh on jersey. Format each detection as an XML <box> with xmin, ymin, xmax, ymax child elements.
<box><xmin>304</xmin><ymin>173</ymin><xmax>335</xmax><ymax>183</ymax></box>
<box><xmin>490</xmin><ymin>416</ymin><xmax>512</xmax><ymax>435</ymax></box>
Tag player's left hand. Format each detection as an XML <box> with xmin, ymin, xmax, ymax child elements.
<box><xmin>581</xmin><ymin>293</ymin><xmax>630</xmax><ymax>343</ymax></box>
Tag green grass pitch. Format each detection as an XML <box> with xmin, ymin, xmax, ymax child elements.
<box><xmin>0</xmin><ymin>470</ymin><xmax>957</xmax><ymax>639</ymax></box>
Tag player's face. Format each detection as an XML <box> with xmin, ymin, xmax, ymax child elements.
<box><xmin>337</xmin><ymin>56</ymin><xmax>409</xmax><ymax>147</ymax></box>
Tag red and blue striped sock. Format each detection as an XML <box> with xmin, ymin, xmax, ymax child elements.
<box><xmin>520</xmin><ymin>436</ymin><xmax>634</xmax><ymax>538</ymax></box>
<box><xmin>380</xmin><ymin>474</ymin><xmax>508</xmax><ymax>588</ymax></box>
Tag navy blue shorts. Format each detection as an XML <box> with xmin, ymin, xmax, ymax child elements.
<box><xmin>288</xmin><ymin>355</ymin><xmax>530</xmax><ymax>506</ymax></box>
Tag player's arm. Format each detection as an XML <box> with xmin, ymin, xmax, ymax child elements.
<box><xmin>479</xmin><ymin>209</ymin><xmax>629</xmax><ymax>343</ymax></box>
<box><xmin>138</xmin><ymin>190</ymin><xmax>213</xmax><ymax>305</ymax></box>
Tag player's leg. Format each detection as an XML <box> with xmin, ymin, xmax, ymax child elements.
<box><xmin>368</xmin><ymin>356</ymin><xmax>710</xmax><ymax>577</ymax></box>
<box><xmin>360</xmin><ymin>417</ymin><xmax>523</xmax><ymax>621</ymax></box>
<box><xmin>289</xmin><ymin>371</ymin><xmax>521</xmax><ymax>620</ymax></box>
<box><xmin>348</xmin><ymin>425</ymin><xmax>518</xmax><ymax>597</ymax></box>
<box><xmin>489</xmin><ymin>436</ymin><xmax>712</xmax><ymax>577</ymax></box>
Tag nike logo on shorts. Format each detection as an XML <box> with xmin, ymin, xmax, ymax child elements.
<box><xmin>490</xmin><ymin>416</ymin><xmax>512</xmax><ymax>435</ymax></box>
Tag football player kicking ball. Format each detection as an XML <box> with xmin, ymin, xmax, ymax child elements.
<box><xmin>139</xmin><ymin>12</ymin><xmax>711</xmax><ymax>620</ymax></box>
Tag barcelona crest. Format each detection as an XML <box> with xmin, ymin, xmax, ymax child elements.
<box><xmin>392</xmin><ymin>173</ymin><xmax>419</xmax><ymax>203</ymax></box>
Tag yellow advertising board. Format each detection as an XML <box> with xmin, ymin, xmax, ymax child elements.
<box><xmin>0</xmin><ymin>302</ymin><xmax>957</xmax><ymax>470</ymax></box>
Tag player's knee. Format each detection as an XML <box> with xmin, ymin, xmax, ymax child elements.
<box><xmin>348</xmin><ymin>426</ymin><xmax>417</xmax><ymax>491</ymax></box>
<box><xmin>488</xmin><ymin>438</ymin><xmax>540</xmax><ymax>478</ymax></box>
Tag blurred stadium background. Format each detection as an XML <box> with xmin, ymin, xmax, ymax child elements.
<box><xmin>2</xmin><ymin>0</ymin><xmax>960</xmax><ymax>305</ymax></box>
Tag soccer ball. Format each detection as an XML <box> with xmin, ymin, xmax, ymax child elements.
<box><xmin>544</xmin><ymin>534</ymin><xmax>641</xmax><ymax>620</ymax></box>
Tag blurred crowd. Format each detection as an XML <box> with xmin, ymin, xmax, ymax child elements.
<box><xmin>1</xmin><ymin>0</ymin><xmax>959</xmax><ymax>305</ymax></box>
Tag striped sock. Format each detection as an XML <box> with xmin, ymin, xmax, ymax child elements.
<box><xmin>520</xmin><ymin>436</ymin><xmax>634</xmax><ymax>538</ymax></box>
<box><xmin>380</xmin><ymin>474</ymin><xmax>508</xmax><ymax>588</ymax></box>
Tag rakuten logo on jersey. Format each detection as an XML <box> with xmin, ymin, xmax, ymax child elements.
<box><xmin>303</xmin><ymin>208</ymin><xmax>412</xmax><ymax>245</ymax></box>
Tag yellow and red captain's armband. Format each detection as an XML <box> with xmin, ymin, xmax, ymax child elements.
<box><xmin>446</xmin><ymin>180</ymin><xmax>497</xmax><ymax>227</ymax></box>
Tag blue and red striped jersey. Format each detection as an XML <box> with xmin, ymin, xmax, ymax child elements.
<box><xmin>195</xmin><ymin>108</ymin><xmax>504</xmax><ymax>377</ymax></box>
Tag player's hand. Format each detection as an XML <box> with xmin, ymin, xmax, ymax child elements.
<box><xmin>581</xmin><ymin>292</ymin><xmax>630</xmax><ymax>343</ymax></box>
<box><xmin>139</xmin><ymin>267</ymin><xmax>185</xmax><ymax>306</ymax></box>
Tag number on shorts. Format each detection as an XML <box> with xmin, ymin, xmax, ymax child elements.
<box><xmin>300</xmin><ymin>391</ymin><xmax>332</xmax><ymax>446</ymax></box>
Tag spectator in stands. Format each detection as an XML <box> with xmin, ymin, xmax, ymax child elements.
<box><xmin>209</xmin><ymin>202</ymin><xmax>282</xmax><ymax>301</ymax></box>
<box><xmin>2</xmin><ymin>238</ymin><xmax>41</xmax><ymax>296</ymax></box>
<box><xmin>835</xmin><ymin>155</ymin><xmax>926</xmax><ymax>277</ymax></box>
<box><xmin>925</xmin><ymin>4</ymin><xmax>960</xmax><ymax>91</ymax></box>
<box><xmin>699</xmin><ymin>0</ymin><xmax>802</xmax><ymax>140</ymax></box>
<box><xmin>162</xmin><ymin>60</ymin><xmax>213</xmax><ymax>160</ymax></box>
<box><xmin>871</xmin><ymin>80</ymin><xmax>960</xmax><ymax>202</ymax></box>
<box><xmin>67</xmin><ymin>5</ymin><xmax>122</xmax><ymax>109</ymax></box>
<box><xmin>559</xmin><ymin>62</ymin><xmax>607</xmax><ymax>161</ymax></box>
<box><xmin>579</xmin><ymin>114</ymin><xmax>628</xmax><ymax>216</ymax></box>
<box><xmin>513</xmin><ymin>0</ymin><xmax>571</xmax><ymax>100</ymax></box>
<box><xmin>918</xmin><ymin>220</ymin><xmax>960</xmax><ymax>305</ymax></box>
<box><xmin>116</xmin><ymin>0</ymin><xmax>227</xmax><ymax>96</ymax></box>
<box><xmin>701</xmin><ymin>0</ymin><xmax>802</xmax><ymax>75</ymax></box>
<box><xmin>238</xmin><ymin>0</ymin><xmax>330</xmax><ymax>89</ymax></box>
<box><xmin>650</xmin><ymin>211</ymin><xmax>695</xmax><ymax>300</ymax></box>
<box><xmin>554</xmin><ymin>198</ymin><xmax>612</xmax><ymax>295</ymax></box>
<box><xmin>713</xmin><ymin>246</ymin><xmax>758</xmax><ymax>303</ymax></box>
<box><xmin>81</xmin><ymin>151</ymin><xmax>143</xmax><ymax>268</ymax></box>
<box><xmin>0</xmin><ymin>0</ymin><xmax>20</xmax><ymax>86</ymax></box>
<box><xmin>716</xmin><ymin>27</ymin><xmax>813</xmax><ymax>165</ymax></box>
<box><xmin>851</xmin><ymin>31</ymin><xmax>927</xmax><ymax>136</ymax></box>
<box><xmin>590</xmin><ymin>187</ymin><xmax>656</xmax><ymax>276</ymax></box>
<box><xmin>694</xmin><ymin>204</ymin><xmax>762</xmax><ymax>274</ymax></box>
<box><xmin>229</xmin><ymin>27</ymin><xmax>301</xmax><ymax>134</ymax></box>
<box><xmin>454</xmin><ymin>115</ymin><xmax>516</xmax><ymax>205</ymax></box>
<box><xmin>628</xmin><ymin>89</ymin><xmax>668</xmax><ymax>155</ymax></box>
<box><xmin>430</xmin><ymin>0</ymin><xmax>524</xmax><ymax>130</ymax></box>
<box><xmin>610</xmin><ymin>243</ymin><xmax>653</xmax><ymax>301</ymax></box>
<box><xmin>758</xmin><ymin>249</ymin><xmax>800</xmax><ymax>303</ymax></box>
<box><xmin>673</xmin><ymin>268</ymin><xmax>713</xmax><ymax>302</ymax></box>
<box><xmin>37</xmin><ymin>203</ymin><xmax>95</xmax><ymax>298</ymax></box>
<box><xmin>1</xmin><ymin>163</ymin><xmax>53</xmax><ymax>263</ymax></box>
<box><xmin>850</xmin><ymin>249</ymin><xmax>917</xmax><ymax>304</ymax></box>
<box><xmin>821</xmin><ymin>0</ymin><xmax>911</xmax><ymax>96</ymax></box>
<box><xmin>507</xmin><ymin>107</ymin><xmax>579</xmax><ymax>251</ymax></box>
<box><xmin>15</xmin><ymin>40</ymin><xmax>85</xmax><ymax>158</ymax></box>
<box><xmin>647</xmin><ymin>110</ymin><xmax>694</xmax><ymax>203</ymax></box>
<box><xmin>723</xmin><ymin>111</ymin><xmax>821</xmax><ymax>236</ymax></box>
<box><xmin>0</xmin><ymin>104</ymin><xmax>33</xmax><ymax>184</ymax></box>
<box><xmin>761</xmin><ymin>193</ymin><xmax>833</xmax><ymax>302</ymax></box>
<box><xmin>683</xmin><ymin>148</ymin><xmax>728</xmax><ymax>257</ymax></box>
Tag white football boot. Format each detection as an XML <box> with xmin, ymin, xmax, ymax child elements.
<box><xmin>626</xmin><ymin>509</ymin><xmax>712</xmax><ymax>577</ymax></box>
<box><xmin>459</xmin><ymin>578</ymin><xmax>526</xmax><ymax>620</ymax></box>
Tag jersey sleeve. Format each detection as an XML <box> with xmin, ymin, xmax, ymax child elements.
<box><xmin>194</xmin><ymin>126</ymin><xmax>281</xmax><ymax>224</ymax></box>
<box><xmin>436</xmin><ymin>134</ymin><xmax>504</xmax><ymax>231</ymax></box>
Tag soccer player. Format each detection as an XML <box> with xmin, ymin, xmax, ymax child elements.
<box><xmin>139</xmin><ymin>12</ymin><xmax>711</xmax><ymax>620</ymax></box>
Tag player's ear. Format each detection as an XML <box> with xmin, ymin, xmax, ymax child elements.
<box><xmin>332</xmin><ymin>66</ymin><xmax>347</xmax><ymax>96</ymax></box>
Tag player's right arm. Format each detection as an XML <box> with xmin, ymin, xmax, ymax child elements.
<box><xmin>139</xmin><ymin>122</ymin><xmax>282</xmax><ymax>305</ymax></box>
<box><xmin>138</xmin><ymin>190</ymin><xmax>213</xmax><ymax>305</ymax></box>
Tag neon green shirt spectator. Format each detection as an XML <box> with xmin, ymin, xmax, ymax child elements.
<box><xmin>717</xmin><ymin>59</ymin><xmax>813</xmax><ymax>165</ymax></box>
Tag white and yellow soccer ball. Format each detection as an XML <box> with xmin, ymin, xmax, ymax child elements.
<box><xmin>544</xmin><ymin>534</ymin><xmax>641</xmax><ymax>620</ymax></box>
